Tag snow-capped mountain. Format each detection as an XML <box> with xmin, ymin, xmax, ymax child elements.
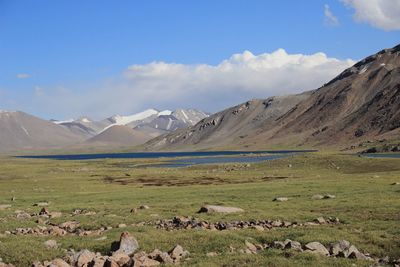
<box><xmin>53</xmin><ymin>108</ymin><xmax>209</xmax><ymax>145</ymax></box>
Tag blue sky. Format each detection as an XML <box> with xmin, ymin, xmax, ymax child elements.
<box><xmin>0</xmin><ymin>0</ymin><xmax>399</xmax><ymax>119</ymax></box>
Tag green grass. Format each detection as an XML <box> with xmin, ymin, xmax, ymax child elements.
<box><xmin>0</xmin><ymin>153</ymin><xmax>399</xmax><ymax>266</ymax></box>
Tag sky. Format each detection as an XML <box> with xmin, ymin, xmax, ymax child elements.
<box><xmin>0</xmin><ymin>0</ymin><xmax>399</xmax><ymax>120</ymax></box>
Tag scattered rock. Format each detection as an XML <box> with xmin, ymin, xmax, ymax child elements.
<box><xmin>50</xmin><ymin>259</ymin><xmax>70</xmax><ymax>267</ymax></box>
<box><xmin>76</xmin><ymin>250</ymin><xmax>96</xmax><ymax>267</ymax></box>
<box><xmin>284</xmin><ymin>239</ymin><xmax>302</xmax><ymax>251</ymax></box>
<box><xmin>169</xmin><ymin>245</ymin><xmax>189</xmax><ymax>262</ymax></box>
<box><xmin>108</xmin><ymin>251</ymin><xmax>132</xmax><ymax>266</ymax></box>
<box><xmin>391</xmin><ymin>182</ymin><xmax>400</xmax><ymax>185</ymax></box>
<box><xmin>304</xmin><ymin>242</ymin><xmax>329</xmax><ymax>256</ymax></box>
<box><xmin>44</xmin><ymin>239</ymin><xmax>58</xmax><ymax>249</ymax></box>
<box><xmin>112</xmin><ymin>231</ymin><xmax>139</xmax><ymax>256</ymax></box>
<box><xmin>16</xmin><ymin>212</ymin><xmax>31</xmax><ymax>220</ymax></box>
<box><xmin>198</xmin><ymin>205</ymin><xmax>244</xmax><ymax>213</ymax></box>
<box><xmin>59</xmin><ymin>221</ymin><xmax>80</xmax><ymax>232</ymax></box>
<box><xmin>155</xmin><ymin>216</ymin><xmax>339</xmax><ymax>231</ymax></box>
<box><xmin>323</xmin><ymin>194</ymin><xmax>336</xmax><ymax>199</ymax></box>
<box><xmin>118</xmin><ymin>224</ymin><xmax>127</xmax><ymax>228</ymax></box>
<box><xmin>329</xmin><ymin>240</ymin><xmax>351</xmax><ymax>256</ymax></box>
<box><xmin>314</xmin><ymin>217</ymin><xmax>326</xmax><ymax>224</ymax></box>
<box><xmin>39</xmin><ymin>207</ymin><xmax>50</xmax><ymax>216</ymax></box>
<box><xmin>206</xmin><ymin>252</ymin><xmax>218</xmax><ymax>257</ymax></box>
<box><xmin>139</xmin><ymin>205</ymin><xmax>150</xmax><ymax>210</ymax></box>
<box><xmin>273</xmin><ymin>197</ymin><xmax>288</xmax><ymax>202</ymax></box>
<box><xmin>252</xmin><ymin>225</ymin><xmax>264</xmax><ymax>231</ymax></box>
<box><xmin>130</xmin><ymin>208</ymin><xmax>137</xmax><ymax>214</ymax></box>
<box><xmin>311</xmin><ymin>194</ymin><xmax>324</xmax><ymax>200</ymax></box>
<box><xmin>245</xmin><ymin>240</ymin><xmax>258</xmax><ymax>254</ymax></box>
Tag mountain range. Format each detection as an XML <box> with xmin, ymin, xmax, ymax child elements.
<box><xmin>0</xmin><ymin>44</ymin><xmax>399</xmax><ymax>153</ymax></box>
<box><xmin>0</xmin><ymin>109</ymin><xmax>208</xmax><ymax>152</ymax></box>
<box><xmin>145</xmin><ymin>44</ymin><xmax>400</xmax><ymax>151</ymax></box>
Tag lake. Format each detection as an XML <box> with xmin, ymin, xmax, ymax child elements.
<box><xmin>16</xmin><ymin>150</ymin><xmax>316</xmax><ymax>167</ymax></box>
<box><xmin>362</xmin><ymin>153</ymin><xmax>400</xmax><ymax>159</ymax></box>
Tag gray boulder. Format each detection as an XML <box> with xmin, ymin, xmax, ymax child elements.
<box><xmin>304</xmin><ymin>242</ymin><xmax>329</xmax><ymax>256</ymax></box>
<box><xmin>198</xmin><ymin>205</ymin><xmax>244</xmax><ymax>213</ymax></box>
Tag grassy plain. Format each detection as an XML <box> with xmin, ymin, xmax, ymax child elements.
<box><xmin>0</xmin><ymin>152</ymin><xmax>399</xmax><ymax>266</ymax></box>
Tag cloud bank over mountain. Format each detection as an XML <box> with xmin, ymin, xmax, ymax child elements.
<box><xmin>29</xmin><ymin>49</ymin><xmax>355</xmax><ymax>119</ymax></box>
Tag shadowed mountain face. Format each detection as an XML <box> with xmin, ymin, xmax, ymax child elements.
<box><xmin>145</xmin><ymin>44</ymin><xmax>400</xmax><ymax>151</ymax></box>
<box><xmin>0</xmin><ymin>111</ymin><xmax>83</xmax><ymax>152</ymax></box>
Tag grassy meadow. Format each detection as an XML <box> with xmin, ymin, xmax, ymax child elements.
<box><xmin>0</xmin><ymin>152</ymin><xmax>399</xmax><ymax>266</ymax></box>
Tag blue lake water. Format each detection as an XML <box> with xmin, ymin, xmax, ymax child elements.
<box><xmin>363</xmin><ymin>153</ymin><xmax>400</xmax><ymax>159</ymax></box>
<box><xmin>16</xmin><ymin>150</ymin><xmax>316</xmax><ymax>167</ymax></box>
<box><xmin>143</xmin><ymin>154</ymin><xmax>289</xmax><ymax>168</ymax></box>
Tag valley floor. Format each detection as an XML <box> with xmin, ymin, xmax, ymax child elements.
<box><xmin>0</xmin><ymin>152</ymin><xmax>399</xmax><ymax>266</ymax></box>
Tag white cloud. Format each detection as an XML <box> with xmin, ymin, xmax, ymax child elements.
<box><xmin>341</xmin><ymin>0</ymin><xmax>400</xmax><ymax>31</ymax></box>
<box><xmin>26</xmin><ymin>49</ymin><xmax>355</xmax><ymax>119</ymax></box>
<box><xmin>324</xmin><ymin>4</ymin><xmax>340</xmax><ymax>26</ymax></box>
<box><xmin>16</xmin><ymin>73</ymin><xmax>31</xmax><ymax>79</ymax></box>
<box><xmin>34</xmin><ymin>86</ymin><xmax>44</xmax><ymax>96</ymax></box>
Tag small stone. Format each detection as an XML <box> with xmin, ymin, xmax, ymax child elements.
<box><xmin>271</xmin><ymin>220</ymin><xmax>283</xmax><ymax>227</ymax></box>
<box><xmin>329</xmin><ymin>240</ymin><xmax>351</xmax><ymax>256</ymax></box>
<box><xmin>130</xmin><ymin>208</ymin><xmax>137</xmax><ymax>213</ymax></box>
<box><xmin>44</xmin><ymin>239</ymin><xmax>58</xmax><ymax>249</ymax></box>
<box><xmin>59</xmin><ymin>221</ymin><xmax>80</xmax><ymax>232</ymax></box>
<box><xmin>284</xmin><ymin>240</ymin><xmax>303</xmax><ymax>251</ymax></box>
<box><xmin>198</xmin><ymin>205</ymin><xmax>244</xmax><ymax>213</ymax></box>
<box><xmin>339</xmin><ymin>245</ymin><xmax>360</xmax><ymax>258</ymax></box>
<box><xmin>348</xmin><ymin>251</ymin><xmax>368</xmax><ymax>260</ymax></box>
<box><xmin>311</xmin><ymin>194</ymin><xmax>324</xmax><ymax>200</ymax></box>
<box><xmin>314</xmin><ymin>217</ymin><xmax>326</xmax><ymax>224</ymax></box>
<box><xmin>304</xmin><ymin>242</ymin><xmax>329</xmax><ymax>256</ymax></box>
<box><xmin>39</xmin><ymin>207</ymin><xmax>49</xmax><ymax>215</ymax></box>
<box><xmin>139</xmin><ymin>205</ymin><xmax>150</xmax><ymax>210</ymax></box>
<box><xmin>273</xmin><ymin>241</ymin><xmax>286</xmax><ymax>249</ymax></box>
<box><xmin>50</xmin><ymin>259</ymin><xmax>69</xmax><ymax>267</ymax></box>
<box><xmin>323</xmin><ymin>194</ymin><xmax>336</xmax><ymax>199</ymax></box>
<box><xmin>135</xmin><ymin>257</ymin><xmax>160</xmax><ymax>266</ymax></box>
<box><xmin>76</xmin><ymin>250</ymin><xmax>96</xmax><ymax>267</ymax></box>
<box><xmin>252</xmin><ymin>225</ymin><xmax>264</xmax><ymax>231</ymax></box>
<box><xmin>245</xmin><ymin>240</ymin><xmax>258</xmax><ymax>254</ymax></box>
<box><xmin>391</xmin><ymin>182</ymin><xmax>400</xmax><ymax>185</ymax></box>
<box><xmin>16</xmin><ymin>212</ymin><xmax>31</xmax><ymax>220</ymax></box>
<box><xmin>169</xmin><ymin>244</ymin><xmax>188</xmax><ymax>262</ymax></box>
<box><xmin>273</xmin><ymin>197</ymin><xmax>288</xmax><ymax>202</ymax></box>
<box><xmin>108</xmin><ymin>251</ymin><xmax>132</xmax><ymax>266</ymax></box>
<box><xmin>113</xmin><ymin>231</ymin><xmax>139</xmax><ymax>256</ymax></box>
<box><xmin>206</xmin><ymin>252</ymin><xmax>218</xmax><ymax>257</ymax></box>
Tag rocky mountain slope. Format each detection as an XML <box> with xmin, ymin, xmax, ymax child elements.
<box><xmin>145</xmin><ymin>44</ymin><xmax>400</xmax><ymax>151</ymax></box>
<box><xmin>0</xmin><ymin>111</ymin><xmax>83</xmax><ymax>152</ymax></box>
